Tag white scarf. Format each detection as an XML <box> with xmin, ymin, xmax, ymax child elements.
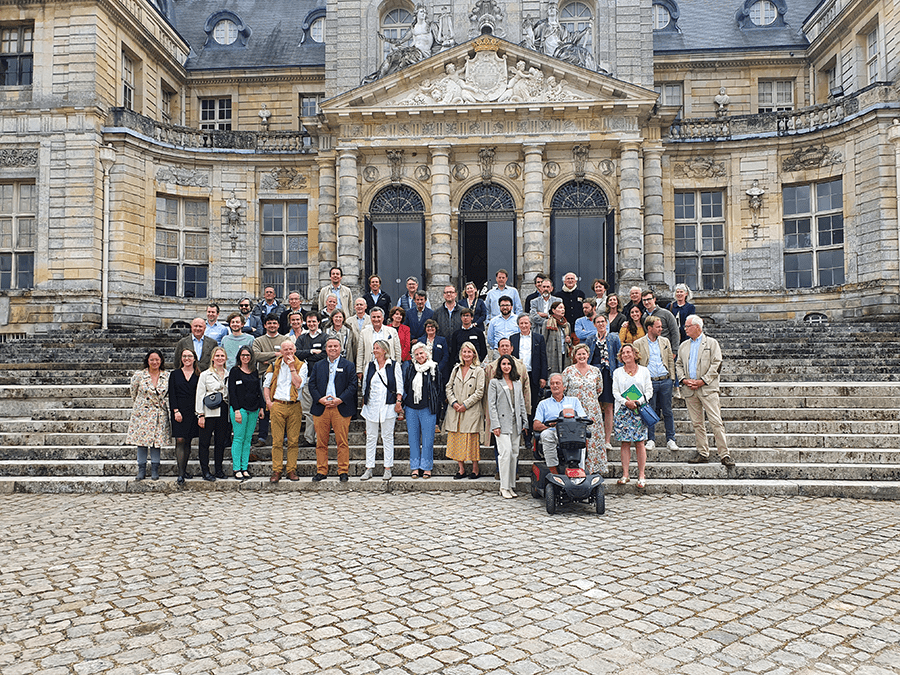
<box><xmin>411</xmin><ymin>359</ymin><xmax>436</xmax><ymax>404</ymax></box>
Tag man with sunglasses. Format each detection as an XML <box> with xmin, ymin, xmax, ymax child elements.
<box><xmin>238</xmin><ymin>297</ymin><xmax>263</xmax><ymax>337</ymax></box>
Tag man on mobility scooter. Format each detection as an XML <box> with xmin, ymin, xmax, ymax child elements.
<box><xmin>531</xmin><ymin>374</ymin><xmax>605</xmax><ymax>515</ymax></box>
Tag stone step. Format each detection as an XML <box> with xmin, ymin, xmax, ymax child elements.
<box><xmin>2</xmin><ymin>475</ymin><xmax>897</xmax><ymax>500</ymax></box>
<box><xmin>2</xmin><ymin>459</ymin><xmax>897</xmax><ymax>482</ymax></box>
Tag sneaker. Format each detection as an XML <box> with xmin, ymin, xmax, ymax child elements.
<box><xmin>687</xmin><ymin>454</ymin><xmax>709</xmax><ymax>464</ymax></box>
<box><xmin>645</xmin><ymin>440</ymin><xmax>655</xmax><ymax>450</ymax></box>
<box><xmin>721</xmin><ymin>455</ymin><xmax>736</xmax><ymax>468</ymax></box>
<box><xmin>667</xmin><ymin>439</ymin><xmax>680</xmax><ymax>451</ymax></box>
<box><xmin>360</xmin><ymin>468</ymin><xmax>374</xmax><ymax>481</ymax></box>
<box><xmin>382</xmin><ymin>469</ymin><xmax>392</xmax><ymax>481</ymax></box>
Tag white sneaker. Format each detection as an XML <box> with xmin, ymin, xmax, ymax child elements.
<box><xmin>500</xmin><ymin>488</ymin><xmax>514</xmax><ymax>499</ymax></box>
<box><xmin>645</xmin><ymin>440</ymin><xmax>655</xmax><ymax>450</ymax></box>
<box><xmin>667</xmin><ymin>439</ymin><xmax>680</xmax><ymax>451</ymax></box>
<box><xmin>360</xmin><ymin>468</ymin><xmax>373</xmax><ymax>481</ymax></box>
<box><xmin>382</xmin><ymin>469</ymin><xmax>392</xmax><ymax>481</ymax></box>
<box><xmin>509</xmin><ymin>489</ymin><xmax>518</xmax><ymax>498</ymax></box>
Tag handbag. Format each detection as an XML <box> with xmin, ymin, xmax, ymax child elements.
<box><xmin>637</xmin><ymin>403</ymin><xmax>660</xmax><ymax>427</ymax></box>
<box><xmin>203</xmin><ymin>392</ymin><xmax>224</xmax><ymax>409</ymax></box>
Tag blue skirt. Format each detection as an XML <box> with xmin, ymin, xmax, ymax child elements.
<box><xmin>613</xmin><ymin>405</ymin><xmax>647</xmax><ymax>442</ymax></box>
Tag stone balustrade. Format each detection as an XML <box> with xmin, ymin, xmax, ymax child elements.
<box><xmin>666</xmin><ymin>85</ymin><xmax>895</xmax><ymax>142</ymax></box>
<box><xmin>106</xmin><ymin>108</ymin><xmax>316</xmax><ymax>153</ymax></box>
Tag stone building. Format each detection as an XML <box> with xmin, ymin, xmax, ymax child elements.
<box><xmin>0</xmin><ymin>0</ymin><xmax>899</xmax><ymax>333</ymax></box>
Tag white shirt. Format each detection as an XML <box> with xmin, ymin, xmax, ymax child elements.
<box><xmin>264</xmin><ymin>361</ymin><xmax>308</xmax><ymax>401</ymax></box>
<box><xmin>518</xmin><ymin>333</ymin><xmax>533</xmax><ymax>372</ymax></box>
<box><xmin>361</xmin><ymin>360</ymin><xmax>403</xmax><ymax>423</ymax></box>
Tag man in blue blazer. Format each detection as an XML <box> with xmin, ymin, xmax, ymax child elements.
<box><xmin>309</xmin><ymin>337</ymin><xmax>358</xmax><ymax>482</ymax></box>
<box><xmin>509</xmin><ymin>313</ymin><xmax>549</xmax><ymax>439</ymax></box>
<box><xmin>403</xmin><ymin>291</ymin><xmax>435</xmax><ymax>344</ymax></box>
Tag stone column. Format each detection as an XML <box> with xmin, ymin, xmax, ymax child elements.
<box><xmin>643</xmin><ymin>145</ymin><xmax>665</xmax><ymax>288</ymax></box>
<box><xmin>889</xmin><ymin>120</ymin><xmax>900</xmax><ymax>279</ymax></box>
<box><xmin>336</xmin><ymin>145</ymin><xmax>360</xmax><ymax>289</ymax></box>
<box><xmin>316</xmin><ymin>153</ymin><xmax>337</xmax><ymax>290</ymax></box>
<box><xmin>429</xmin><ymin>145</ymin><xmax>452</xmax><ymax>292</ymax></box>
<box><xmin>618</xmin><ymin>141</ymin><xmax>644</xmax><ymax>284</ymax></box>
<box><xmin>522</xmin><ymin>143</ymin><xmax>545</xmax><ymax>282</ymax></box>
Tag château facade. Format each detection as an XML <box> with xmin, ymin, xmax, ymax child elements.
<box><xmin>1</xmin><ymin>0</ymin><xmax>899</xmax><ymax>333</ymax></box>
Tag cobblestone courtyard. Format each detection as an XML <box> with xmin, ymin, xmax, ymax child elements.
<box><xmin>0</xmin><ymin>491</ymin><xmax>898</xmax><ymax>675</ymax></box>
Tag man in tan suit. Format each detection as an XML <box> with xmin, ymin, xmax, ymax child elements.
<box><xmin>634</xmin><ymin>316</ymin><xmax>678</xmax><ymax>452</ymax></box>
<box><xmin>675</xmin><ymin>315</ymin><xmax>734</xmax><ymax>467</ymax></box>
<box><xmin>356</xmin><ymin>307</ymin><xmax>401</xmax><ymax>377</ymax></box>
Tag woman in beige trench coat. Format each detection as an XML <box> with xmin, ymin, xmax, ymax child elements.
<box><xmin>444</xmin><ymin>341</ymin><xmax>485</xmax><ymax>479</ymax></box>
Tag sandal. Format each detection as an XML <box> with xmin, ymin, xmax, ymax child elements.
<box><xmin>411</xmin><ymin>471</ymin><xmax>419</xmax><ymax>479</ymax></box>
<box><xmin>636</xmin><ymin>479</ymin><xmax>646</xmax><ymax>489</ymax></box>
<box><xmin>617</xmin><ymin>476</ymin><xmax>630</xmax><ymax>485</ymax></box>
<box><xmin>422</xmin><ymin>471</ymin><xmax>431</xmax><ymax>479</ymax></box>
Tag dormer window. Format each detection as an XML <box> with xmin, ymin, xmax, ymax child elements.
<box><xmin>652</xmin><ymin>1</ymin><xmax>679</xmax><ymax>32</ymax></box>
<box><xmin>749</xmin><ymin>0</ymin><xmax>777</xmax><ymax>26</ymax></box>
<box><xmin>203</xmin><ymin>11</ymin><xmax>251</xmax><ymax>47</ymax></box>
<box><xmin>738</xmin><ymin>0</ymin><xmax>785</xmax><ymax>28</ymax></box>
<box><xmin>300</xmin><ymin>8</ymin><xmax>326</xmax><ymax>44</ymax></box>
<box><xmin>310</xmin><ymin>17</ymin><xmax>324</xmax><ymax>42</ymax></box>
<box><xmin>213</xmin><ymin>19</ymin><xmax>238</xmax><ymax>45</ymax></box>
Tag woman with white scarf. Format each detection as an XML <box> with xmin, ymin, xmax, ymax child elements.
<box><xmin>360</xmin><ymin>340</ymin><xmax>404</xmax><ymax>481</ymax></box>
<box><xmin>401</xmin><ymin>343</ymin><xmax>443</xmax><ymax>479</ymax></box>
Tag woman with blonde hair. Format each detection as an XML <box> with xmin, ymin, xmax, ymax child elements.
<box><xmin>195</xmin><ymin>346</ymin><xmax>230</xmax><ymax>482</ymax></box>
<box><xmin>612</xmin><ymin>343</ymin><xmax>653</xmax><ymax>488</ymax></box>
<box><xmin>444</xmin><ymin>341</ymin><xmax>485</xmax><ymax>479</ymax></box>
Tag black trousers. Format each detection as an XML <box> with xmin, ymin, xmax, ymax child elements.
<box><xmin>198</xmin><ymin>413</ymin><xmax>231</xmax><ymax>472</ymax></box>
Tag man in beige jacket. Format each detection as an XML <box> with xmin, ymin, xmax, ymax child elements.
<box><xmin>675</xmin><ymin>315</ymin><xmax>734</xmax><ymax>467</ymax></box>
<box><xmin>633</xmin><ymin>316</ymin><xmax>678</xmax><ymax>452</ymax></box>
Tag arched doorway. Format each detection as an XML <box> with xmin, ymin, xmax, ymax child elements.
<box><xmin>458</xmin><ymin>184</ymin><xmax>516</xmax><ymax>291</ymax></box>
<box><xmin>550</xmin><ymin>180</ymin><xmax>614</xmax><ymax>289</ymax></box>
<box><xmin>365</xmin><ymin>185</ymin><xmax>426</xmax><ymax>304</ymax></box>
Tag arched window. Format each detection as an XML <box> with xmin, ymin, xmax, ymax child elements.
<box><xmin>213</xmin><ymin>19</ymin><xmax>238</xmax><ymax>45</ymax></box>
<box><xmin>560</xmin><ymin>2</ymin><xmax>593</xmax><ymax>49</ymax></box>
<box><xmin>366</xmin><ymin>185</ymin><xmax>426</xmax><ymax>303</ymax></box>
<box><xmin>381</xmin><ymin>7</ymin><xmax>414</xmax><ymax>60</ymax></box>
<box><xmin>550</xmin><ymin>181</ymin><xmax>613</xmax><ymax>290</ymax></box>
<box><xmin>459</xmin><ymin>185</ymin><xmax>516</xmax><ymax>289</ymax></box>
<box><xmin>652</xmin><ymin>1</ymin><xmax>680</xmax><ymax>32</ymax></box>
<box><xmin>749</xmin><ymin>0</ymin><xmax>777</xmax><ymax>25</ymax></box>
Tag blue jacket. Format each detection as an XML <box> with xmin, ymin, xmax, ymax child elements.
<box><xmin>403</xmin><ymin>306</ymin><xmax>435</xmax><ymax>343</ymax></box>
<box><xmin>429</xmin><ymin>336</ymin><xmax>450</xmax><ymax>378</ymax></box>
<box><xmin>308</xmin><ymin>356</ymin><xmax>358</xmax><ymax>417</ymax></box>
<box><xmin>584</xmin><ymin>333</ymin><xmax>623</xmax><ymax>372</ymax></box>
<box><xmin>509</xmin><ymin>332</ymin><xmax>549</xmax><ymax>384</ymax></box>
<box><xmin>459</xmin><ymin>297</ymin><xmax>488</xmax><ymax>330</ymax></box>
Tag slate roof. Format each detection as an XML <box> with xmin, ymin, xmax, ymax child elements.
<box><xmin>171</xmin><ymin>0</ymin><xmax>325</xmax><ymax>70</ymax></box>
<box><xmin>654</xmin><ymin>0</ymin><xmax>821</xmax><ymax>53</ymax></box>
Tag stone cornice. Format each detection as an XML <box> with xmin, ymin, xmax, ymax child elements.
<box><xmin>654</xmin><ymin>55</ymin><xmax>806</xmax><ymax>71</ymax></box>
<box><xmin>187</xmin><ymin>70</ymin><xmax>326</xmax><ymax>88</ymax></box>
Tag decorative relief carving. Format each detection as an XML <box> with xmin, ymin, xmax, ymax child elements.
<box><xmin>387</xmin><ymin>149</ymin><xmax>404</xmax><ymax>182</ymax></box>
<box><xmin>0</xmin><ymin>148</ymin><xmax>38</xmax><ymax>167</ymax></box>
<box><xmin>573</xmin><ymin>144</ymin><xmax>590</xmax><ymax>181</ymax></box>
<box><xmin>781</xmin><ymin>145</ymin><xmax>843</xmax><ymax>172</ymax></box>
<box><xmin>598</xmin><ymin>159</ymin><xmax>615</xmax><ymax>175</ymax></box>
<box><xmin>470</xmin><ymin>0</ymin><xmax>506</xmax><ymax>39</ymax></box>
<box><xmin>156</xmin><ymin>166</ymin><xmax>210</xmax><ymax>187</ymax></box>
<box><xmin>479</xmin><ymin>147</ymin><xmax>496</xmax><ymax>184</ymax></box>
<box><xmin>414</xmin><ymin>165</ymin><xmax>431</xmax><ymax>181</ymax></box>
<box><xmin>260</xmin><ymin>167</ymin><xmax>308</xmax><ymax>191</ymax></box>
<box><xmin>746</xmin><ymin>179</ymin><xmax>765</xmax><ymax>240</ymax></box>
<box><xmin>504</xmin><ymin>163</ymin><xmax>521</xmax><ymax>179</ymax></box>
<box><xmin>673</xmin><ymin>157</ymin><xmax>726</xmax><ymax>178</ymax></box>
<box><xmin>544</xmin><ymin>161</ymin><xmax>560</xmax><ymax>178</ymax></box>
<box><xmin>452</xmin><ymin>163</ymin><xmax>469</xmax><ymax>181</ymax></box>
<box><xmin>363</xmin><ymin>166</ymin><xmax>379</xmax><ymax>183</ymax></box>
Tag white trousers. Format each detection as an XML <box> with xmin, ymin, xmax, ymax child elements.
<box><xmin>365</xmin><ymin>417</ymin><xmax>395</xmax><ymax>468</ymax></box>
<box><xmin>495</xmin><ymin>433</ymin><xmax>520</xmax><ymax>490</ymax></box>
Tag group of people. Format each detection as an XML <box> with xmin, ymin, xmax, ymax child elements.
<box><xmin>126</xmin><ymin>267</ymin><xmax>734</xmax><ymax>496</ymax></box>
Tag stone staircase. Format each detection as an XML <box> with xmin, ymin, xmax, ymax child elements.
<box><xmin>0</xmin><ymin>323</ymin><xmax>898</xmax><ymax>499</ymax></box>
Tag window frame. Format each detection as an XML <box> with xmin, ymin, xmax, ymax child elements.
<box><xmin>749</xmin><ymin>0</ymin><xmax>777</xmax><ymax>26</ymax></box>
<box><xmin>866</xmin><ymin>26</ymin><xmax>879</xmax><ymax>85</ymax></box>
<box><xmin>260</xmin><ymin>200</ymin><xmax>309</xmax><ymax>300</ymax></box>
<box><xmin>154</xmin><ymin>195</ymin><xmax>210</xmax><ymax>299</ymax></box>
<box><xmin>213</xmin><ymin>19</ymin><xmax>238</xmax><ymax>45</ymax></box>
<box><xmin>199</xmin><ymin>97</ymin><xmax>232</xmax><ymax>131</ymax></box>
<box><xmin>758</xmin><ymin>79</ymin><xmax>793</xmax><ymax>113</ymax></box>
<box><xmin>122</xmin><ymin>51</ymin><xmax>135</xmax><ymax>111</ymax></box>
<box><xmin>381</xmin><ymin>7</ymin><xmax>414</xmax><ymax>60</ymax></box>
<box><xmin>560</xmin><ymin>2</ymin><xmax>593</xmax><ymax>49</ymax></box>
<box><xmin>674</xmin><ymin>189</ymin><xmax>727</xmax><ymax>292</ymax></box>
<box><xmin>0</xmin><ymin>181</ymin><xmax>36</xmax><ymax>290</ymax></box>
<box><xmin>782</xmin><ymin>178</ymin><xmax>844</xmax><ymax>289</ymax></box>
<box><xmin>652</xmin><ymin>4</ymin><xmax>671</xmax><ymax>30</ymax></box>
<box><xmin>0</xmin><ymin>24</ymin><xmax>33</xmax><ymax>87</ymax></box>
<box><xmin>309</xmin><ymin>17</ymin><xmax>325</xmax><ymax>43</ymax></box>
<box><xmin>655</xmin><ymin>82</ymin><xmax>683</xmax><ymax>108</ymax></box>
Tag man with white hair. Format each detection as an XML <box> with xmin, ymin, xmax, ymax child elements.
<box><xmin>622</xmin><ymin>285</ymin><xmax>643</xmax><ymax>316</ymax></box>
<box><xmin>676</xmin><ymin>315</ymin><xmax>735</xmax><ymax>468</ymax></box>
<box><xmin>533</xmin><ymin>374</ymin><xmax>586</xmax><ymax>473</ymax></box>
<box><xmin>557</xmin><ymin>272</ymin><xmax>585</xmax><ymax>329</ymax></box>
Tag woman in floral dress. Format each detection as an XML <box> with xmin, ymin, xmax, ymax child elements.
<box><xmin>563</xmin><ymin>343</ymin><xmax>607</xmax><ymax>475</ymax></box>
<box><xmin>126</xmin><ymin>349</ymin><xmax>171</xmax><ymax>481</ymax></box>
<box><xmin>612</xmin><ymin>343</ymin><xmax>653</xmax><ymax>488</ymax></box>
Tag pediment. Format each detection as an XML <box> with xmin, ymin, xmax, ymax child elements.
<box><xmin>322</xmin><ymin>35</ymin><xmax>657</xmax><ymax>115</ymax></box>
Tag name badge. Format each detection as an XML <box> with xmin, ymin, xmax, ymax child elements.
<box><xmin>235</xmin><ymin>380</ymin><xmax>242</xmax><ymax>385</ymax></box>
<box><xmin>337</xmin><ymin>368</ymin><xmax>343</xmax><ymax>372</ymax></box>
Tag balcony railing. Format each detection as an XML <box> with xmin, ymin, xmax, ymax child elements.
<box><xmin>106</xmin><ymin>108</ymin><xmax>316</xmax><ymax>153</ymax></box>
<box><xmin>666</xmin><ymin>85</ymin><xmax>895</xmax><ymax>142</ymax></box>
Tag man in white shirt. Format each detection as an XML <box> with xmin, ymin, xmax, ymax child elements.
<box><xmin>485</xmin><ymin>269</ymin><xmax>523</xmax><ymax>322</ymax></box>
<box><xmin>486</xmin><ymin>295</ymin><xmax>520</xmax><ymax>354</ymax></box>
<box><xmin>533</xmin><ymin>374</ymin><xmax>587</xmax><ymax>472</ymax></box>
<box><xmin>204</xmin><ymin>304</ymin><xmax>228</xmax><ymax>344</ymax></box>
<box><xmin>262</xmin><ymin>340</ymin><xmax>305</xmax><ymax>482</ymax></box>
<box><xmin>633</xmin><ymin>316</ymin><xmax>678</xmax><ymax>451</ymax></box>
<box><xmin>356</xmin><ymin>307</ymin><xmax>400</xmax><ymax>376</ymax></box>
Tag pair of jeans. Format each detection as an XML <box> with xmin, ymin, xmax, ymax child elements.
<box><xmin>229</xmin><ymin>408</ymin><xmax>259</xmax><ymax>471</ymax></box>
<box><xmin>405</xmin><ymin>406</ymin><xmax>436</xmax><ymax>471</ymax></box>
<box><xmin>648</xmin><ymin>378</ymin><xmax>675</xmax><ymax>443</ymax></box>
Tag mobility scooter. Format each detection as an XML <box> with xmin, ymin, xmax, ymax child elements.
<box><xmin>531</xmin><ymin>409</ymin><xmax>605</xmax><ymax>515</ymax></box>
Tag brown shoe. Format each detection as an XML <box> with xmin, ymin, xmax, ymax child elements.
<box><xmin>287</xmin><ymin>470</ymin><xmax>299</xmax><ymax>481</ymax></box>
<box><xmin>269</xmin><ymin>471</ymin><xmax>281</xmax><ymax>483</ymax></box>
<box><xmin>720</xmin><ymin>455</ymin><xmax>736</xmax><ymax>468</ymax></box>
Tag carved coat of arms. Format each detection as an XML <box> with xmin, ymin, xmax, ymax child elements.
<box><xmin>464</xmin><ymin>50</ymin><xmax>508</xmax><ymax>101</ymax></box>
